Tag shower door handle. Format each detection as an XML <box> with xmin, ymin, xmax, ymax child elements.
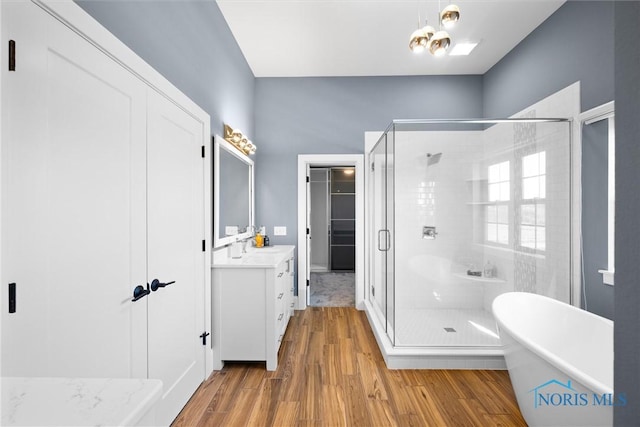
<box><xmin>378</xmin><ymin>229</ymin><xmax>391</xmax><ymax>252</ymax></box>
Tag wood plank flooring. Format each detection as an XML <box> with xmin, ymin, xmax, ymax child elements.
<box><xmin>172</xmin><ymin>307</ymin><xmax>527</xmax><ymax>426</ymax></box>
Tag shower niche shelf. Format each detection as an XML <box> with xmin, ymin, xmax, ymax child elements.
<box><xmin>453</xmin><ymin>273</ymin><xmax>506</xmax><ymax>284</ymax></box>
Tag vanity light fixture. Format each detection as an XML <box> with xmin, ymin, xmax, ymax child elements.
<box><xmin>223</xmin><ymin>124</ymin><xmax>257</xmax><ymax>155</ymax></box>
<box><xmin>408</xmin><ymin>1</ymin><xmax>460</xmax><ymax>57</ymax></box>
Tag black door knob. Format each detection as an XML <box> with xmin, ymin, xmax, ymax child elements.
<box><xmin>132</xmin><ymin>285</ymin><xmax>150</xmax><ymax>302</ymax></box>
<box><xmin>150</xmin><ymin>279</ymin><xmax>175</xmax><ymax>292</ymax></box>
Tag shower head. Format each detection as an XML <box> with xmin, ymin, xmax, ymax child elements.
<box><xmin>427</xmin><ymin>152</ymin><xmax>442</xmax><ymax>166</ymax></box>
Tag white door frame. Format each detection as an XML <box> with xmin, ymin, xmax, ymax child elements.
<box><xmin>297</xmin><ymin>154</ymin><xmax>365</xmax><ymax>310</ymax></box>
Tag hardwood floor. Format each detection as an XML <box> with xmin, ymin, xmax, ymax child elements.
<box><xmin>172</xmin><ymin>307</ymin><xmax>527</xmax><ymax>426</ymax></box>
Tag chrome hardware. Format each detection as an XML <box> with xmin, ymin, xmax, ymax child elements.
<box><xmin>377</xmin><ymin>229</ymin><xmax>391</xmax><ymax>251</ymax></box>
<box><xmin>423</xmin><ymin>226</ymin><xmax>438</xmax><ymax>239</ymax></box>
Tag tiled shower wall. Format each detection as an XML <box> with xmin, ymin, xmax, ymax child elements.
<box><xmin>392</xmin><ymin>84</ymin><xmax>578</xmax><ymax>316</ymax></box>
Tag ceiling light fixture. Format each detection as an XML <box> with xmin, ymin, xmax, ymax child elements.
<box><xmin>408</xmin><ymin>1</ymin><xmax>460</xmax><ymax>57</ymax></box>
<box><xmin>440</xmin><ymin>4</ymin><xmax>461</xmax><ymax>29</ymax></box>
<box><xmin>223</xmin><ymin>124</ymin><xmax>256</xmax><ymax>155</ymax></box>
<box><xmin>409</xmin><ymin>14</ymin><xmax>435</xmax><ymax>54</ymax></box>
<box><xmin>430</xmin><ymin>31</ymin><xmax>451</xmax><ymax>57</ymax></box>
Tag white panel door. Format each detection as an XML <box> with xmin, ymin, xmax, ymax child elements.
<box><xmin>1</xmin><ymin>2</ymin><xmax>148</xmax><ymax>378</ymax></box>
<box><xmin>146</xmin><ymin>89</ymin><xmax>206</xmax><ymax>425</ymax></box>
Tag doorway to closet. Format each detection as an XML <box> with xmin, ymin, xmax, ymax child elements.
<box><xmin>296</xmin><ymin>154</ymin><xmax>364</xmax><ymax>311</ymax></box>
<box><xmin>309</xmin><ymin>167</ymin><xmax>356</xmax><ymax>306</ymax></box>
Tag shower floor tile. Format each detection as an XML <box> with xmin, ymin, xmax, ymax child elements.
<box><xmin>394</xmin><ymin>308</ymin><xmax>501</xmax><ymax>347</ymax></box>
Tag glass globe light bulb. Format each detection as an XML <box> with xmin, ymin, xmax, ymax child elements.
<box><xmin>441</xmin><ymin>4</ymin><xmax>461</xmax><ymax>29</ymax></box>
<box><xmin>430</xmin><ymin>30</ymin><xmax>451</xmax><ymax>56</ymax></box>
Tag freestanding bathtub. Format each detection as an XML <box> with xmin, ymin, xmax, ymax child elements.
<box><xmin>492</xmin><ymin>292</ymin><xmax>614</xmax><ymax>427</ymax></box>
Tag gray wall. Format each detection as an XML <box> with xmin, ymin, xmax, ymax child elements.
<box><xmin>483</xmin><ymin>1</ymin><xmax>616</xmax><ymax>319</ymax></box>
<box><xmin>483</xmin><ymin>1</ymin><xmax>614</xmax><ymax>116</ymax></box>
<box><xmin>581</xmin><ymin>120</ymin><xmax>614</xmax><ymax>320</ymax></box>
<box><xmin>254</xmin><ymin>75</ymin><xmax>483</xmax><ymax>249</ymax></box>
<box><xmin>76</xmin><ymin>0</ymin><xmax>255</xmax><ymax>138</ymax></box>
<box><xmin>614</xmin><ymin>1</ymin><xmax>640</xmax><ymax>424</ymax></box>
<box><xmin>75</xmin><ymin>3</ymin><xmax>640</xmax><ymax>410</ymax></box>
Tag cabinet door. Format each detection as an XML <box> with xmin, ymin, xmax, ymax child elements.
<box><xmin>147</xmin><ymin>89</ymin><xmax>206</xmax><ymax>424</ymax></box>
<box><xmin>1</xmin><ymin>2</ymin><xmax>147</xmax><ymax>378</ymax></box>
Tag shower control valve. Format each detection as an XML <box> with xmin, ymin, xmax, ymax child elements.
<box><xmin>423</xmin><ymin>226</ymin><xmax>438</xmax><ymax>239</ymax></box>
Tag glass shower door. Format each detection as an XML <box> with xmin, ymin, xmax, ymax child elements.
<box><xmin>369</xmin><ymin>131</ymin><xmax>395</xmax><ymax>343</ymax></box>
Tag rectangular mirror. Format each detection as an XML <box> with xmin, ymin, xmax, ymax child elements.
<box><xmin>214</xmin><ymin>136</ymin><xmax>254</xmax><ymax>248</ymax></box>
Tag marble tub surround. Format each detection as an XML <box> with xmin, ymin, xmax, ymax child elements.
<box><xmin>1</xmin><ymin>377</ymin><xmax>162</xmax><ymax>426</ymax></box>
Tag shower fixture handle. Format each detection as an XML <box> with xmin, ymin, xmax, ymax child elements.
<box><xmin>377</xmin><ymin>229</ymin><xmax>391</xmax><ymax>252</ymax></box>
<box><xmin>423</xmin><ymin>226</ymin><xmax>438</xmax><ymax>239</ymax></box>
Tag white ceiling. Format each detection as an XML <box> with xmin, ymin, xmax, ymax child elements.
<box><xmin>216</xmin><ymin>0</ymin><xmax>565</xmax><ymax>77</ymax></box>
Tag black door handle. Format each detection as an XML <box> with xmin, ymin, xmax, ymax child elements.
<box><xmin>131</xmin><ymin>284</ymin><xmax>150</xmax><ymax>302</ymax></box>
<box><xmin>200</xmin><ymin>332</ymin><xmax>210</xmax><ymax>345</ymax></box>
<box><xmin>150</xmin><ymin>279</ymin><xmax>175</xmax><ymax>292</ymax></box>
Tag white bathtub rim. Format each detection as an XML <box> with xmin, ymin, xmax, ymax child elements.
<box><xmin>493</xmin><ymin>292</ymin><xmax>613</xmax><ymax>396</ymax></box>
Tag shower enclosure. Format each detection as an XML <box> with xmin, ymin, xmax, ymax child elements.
<box><xmin>367</xmin><ymin>118</ymin><xmax>572</xmax><ymax>360</ymax></box>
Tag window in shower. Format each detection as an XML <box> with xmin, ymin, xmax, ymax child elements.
<box><xmin>486</xmin><ymin>161</ymin><xmax>510</xmax><ymax>245</ymax></box>
<box><xmin>519</xmin><ymin>151</ymin><xmax>546</xmax><ymax>251</ymax></box>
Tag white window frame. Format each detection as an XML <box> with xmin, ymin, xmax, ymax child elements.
<box><xmin>518</xmin><ymin>151</ymin><xmax>546</xmax><ymax>253</ymax></box>
<box><xmin>486</xmin><ymin>160</ymin><xmax>510</xmax><ymax>246</ymax></box>
<box><xmin>580</xmin><ymin>102</ymin><xmax>615</xmax><ymax>286</ymax></box>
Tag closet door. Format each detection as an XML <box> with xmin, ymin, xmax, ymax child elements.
<box><xmin>147</xmin><ymin>89</ymin><xmax>206</xmax><ymax>424</ymax></box>
<box><xmin>1</xmin><ymin>2</ymin><xmax>148</xmax><ymax>377</ymax></box>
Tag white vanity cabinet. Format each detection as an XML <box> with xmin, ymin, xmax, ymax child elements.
<box><xmin>212</xmin><ymin>246</ymin><xmax>295</xmax><ymax>371</ymax></box>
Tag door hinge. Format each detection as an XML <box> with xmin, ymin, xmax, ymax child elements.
<box><xmin>306</xmin><ymin>279</ymin><xmax>310</xmax><ymax>287</ymax></box>
<box><xmin>200</xmin><ymin>332</ymin><xmax>210</xmax><ymax>346</ymax></box>
<box><xmin>202</xmin><ymin>240</ymin><xmax>206</xmax><ymax>252</ymax></box>
<box><xmin>306</xmin><ymin>228</ymin><xmax>310</xmax><ymax>235</ymax></box>
<box><xmin>8</xmin><ymin>283</ymin><xmax>16</xmax><ymax>313</ymax></box>
<box><xmin>372</xmin><ymin>286</ymin><xmax>375</xmax><ymax>296</ymax></box>
<box><xmin>371</xmin><ymin>162</ymin><xmax>375</xmax><ymax>172</ymax></box>
<box><xmin>201</xmin><ymin>145</ymin><xmax>205</xmax><ymax>158</ymax></box>
<box><xmin>9</xmin><ymin>40</ymin><xmax>16</xmax><ymax>71</ymax></box>
<box><xmin>306</xmin><ymin>176</ymin><xmax>310</xmax><ymax>183</ymax></box>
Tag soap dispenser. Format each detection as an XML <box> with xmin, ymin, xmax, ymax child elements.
<box><xmin>255</xmin><ymin>232</ymin><xmax>264</xmax><ymax>248</ymax></box>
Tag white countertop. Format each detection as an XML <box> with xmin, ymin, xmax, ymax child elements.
<box><xmin>1</xmin><ymin>377</ymin><xmax>162</xmax><ymax>426</ymax></box>
<box><xmin>212</xmin><ymin>245</ymin><xmax>295</xmax><ymax>269</ymax></box>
